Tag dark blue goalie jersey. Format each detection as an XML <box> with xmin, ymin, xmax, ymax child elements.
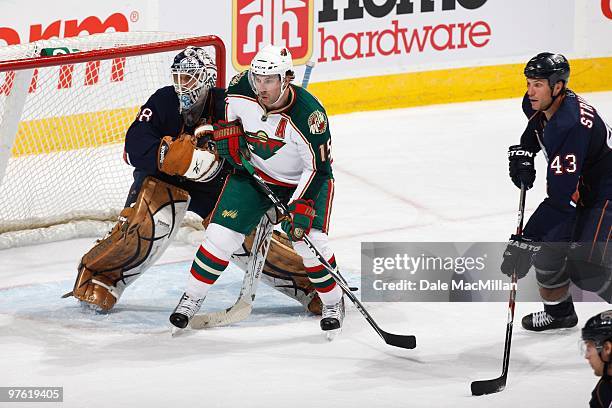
<box><xmin>121</xmin><ymin>86</ymin><xmax>228</xmax><ymax>219</ymax></box>
<box><xmin>123</xmin><ymin>86</ymin><xmax>226</xmax><ymax>172</ymax></box>
<box><xmin>520</xmin><ymin>90</ymin><xmax>612</xmax><ymax>240</ymax></box>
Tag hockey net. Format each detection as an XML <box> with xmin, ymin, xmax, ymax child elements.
<box><xmin>0</xmin><ymin>32</ymin><xmax>226</xmax><ymax>248</ymax></box>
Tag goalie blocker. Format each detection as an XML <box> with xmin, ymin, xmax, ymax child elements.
<box><xmin>65</xmin><ymin>176</ymin><xmax>322</xmax><ymax>315</ymax></box>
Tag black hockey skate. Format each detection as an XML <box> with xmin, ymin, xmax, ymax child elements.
<box><xmin>320</xmin><ymin>297</ymin><xmax>345</xmax><ymax>340</ymax></box>
<box><xmin>521</xmin><ymin>310</ymin><xmax>578</xmax><ymax>332</ymax></box>
<box><xmin>170</xmin><ymin>292</ymin><xmax>205</xmax><ymax>332</ymax></box>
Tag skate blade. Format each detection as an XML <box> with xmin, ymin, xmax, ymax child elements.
<box><xmin>524</xmin><ymin>326</ymin><xmax>578</xmax><ymax>335</ymax></box>
<box><xmin>324</xmin><ymin>327</ymin><xmax>342</xmax><ymax>341</ymax></box>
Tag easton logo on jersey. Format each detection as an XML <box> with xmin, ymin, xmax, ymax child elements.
<box><xmin>245</xmin><ymin>130</ymin><xmax>286</xmax><ymax>159</ymax></box>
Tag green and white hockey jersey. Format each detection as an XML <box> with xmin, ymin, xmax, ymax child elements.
<box><xmin>226</xmin><ymin>71</ymin><xmax>333</xmax><ymax>202</ymax></box>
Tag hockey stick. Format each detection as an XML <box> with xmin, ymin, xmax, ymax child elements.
<box><xmin>471</xmin><ymin>184</ymin><xmax>526</xmax><ymax>396</ymax></box>
<box><xmin>189</xmin><ymin>214</ymin><xmax>274</xmax><ymax>329</ymax></box>
<box><xmin>301</xmin><ymin>60</ymin><xmax>315</xmax><ymax>89</ymax></box>
<box><xmin>239</xmin><ymin>155</ymin><xmax>416</xmax><ymax>349</ymax></box>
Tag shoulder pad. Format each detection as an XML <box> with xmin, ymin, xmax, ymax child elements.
<box><xmin>554</xmin><ymin>91</ymin><xmax>582</xmax><ymax>130</ymax></box>
<box><xmin>227</xmin><ymin>70</ymin><xmax>255</xmax><ymax>98</ymax></box>
<box><xmin>288</xmin><ymin>86</ymin><xmax>329</xmax><ymax>137</ymax></box>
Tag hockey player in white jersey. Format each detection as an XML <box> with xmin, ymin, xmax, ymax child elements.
<box><xmin>170</xmin><ymin>45</ymin><xmax>344</xmax><ymax>337</ymax></box>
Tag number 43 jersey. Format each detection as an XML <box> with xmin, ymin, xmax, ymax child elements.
<box><xmin>520</xmin><ymin>90</ymin><xmax>612</xmax><ymax>238</ymax></box>
<box><xmin>225</xmin><ymin>71</ymin><xmax>333</xmax><ymax>203</ymax></box>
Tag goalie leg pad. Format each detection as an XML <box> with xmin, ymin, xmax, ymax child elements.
<box><xmin>71</xmin><ymin>177</ymin><xmax>189</xmax><ymax>310</ymax></box>
<box><xmin>240</xmin><ymin>230</ymin><xmax>323</xmax><ymax>315</ymax></box>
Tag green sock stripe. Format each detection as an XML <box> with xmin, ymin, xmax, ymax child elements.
<box><xmin>192</xmin><ymin>260</ymin><xmax>222</xmax><ymax>282</ymax></box>
<box><xmin>196</xmin><ymin>250</ymin><xmax>227</xmax><ymax>272</ymax></box>
<box><xmin>311</xmin><ymin>276</ymin><xmax>335</xmax><ymax>289</ymax></box>
<box><xmin>306</xmin><ymin>270</ymin><xmax>330</xmax><ymax>280</ymax></box>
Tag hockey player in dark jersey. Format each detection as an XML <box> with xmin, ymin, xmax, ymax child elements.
<box><xmin>502</xmin><ymin>52</ymin><xmax>612</xmax><ymax>331</ymax></box>
<box><xmin>582</xmin><ymin>310</ymin><xmax>612</xmax><ymax>408</ymax></box>
<box><xmin>123</xmin><ymin>46</ymin><xmax>228</xmax><ymax>215</ymax></box>
<box><xmin>66</xmin><ymin>46</ymin><xmax>322</xmax><ymax>315</ymax></box>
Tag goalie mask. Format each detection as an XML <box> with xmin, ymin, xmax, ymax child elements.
<box><xmin>248</xmin><ymin>44</ymin><xmax>294</xmax><ymax>105</ymax></box>
<box><xmin>171</xmin><ymin>46</ymin><xmax>217</xmax><ymax>112</ymax></box>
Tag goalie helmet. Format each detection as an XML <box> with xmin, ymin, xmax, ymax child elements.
<box><xmin>524</xmin><ymin>52</ymin><xmax>570</xmax><ymax>89</ymax></box>
<box><xmin>248</xmin><ymin>44</ymin><xmax>294</xmax><ymax>97</ymax></box>
<box><xmin>582</xmin><ymin>310</ymin><xmax>612</xmax><ymax>350</ymax></box>
<box><xmin>171</xmin><ymin>46</ymin><xmax>217</xmax><ymax>112</ymax></box>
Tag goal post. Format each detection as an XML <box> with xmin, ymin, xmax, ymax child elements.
<box><xmin>0</xmin><ymin>32</ymin><xmax>226</xmax><ymax>248</ymax></box>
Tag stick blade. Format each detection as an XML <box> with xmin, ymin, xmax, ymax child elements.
<box><xmin>382</xmin><ymin>332</ymin><xmax>417</xmax><ymax>349</ymax></box>
<box><xmin>470</xmin><ymin>376</ymin><xmax>507</xmax><ymax>396</ymax></box>
<box><xmin>190</xmin><ymin>300</ymin><xmax>252</xmax><ymax>329</ymax></box>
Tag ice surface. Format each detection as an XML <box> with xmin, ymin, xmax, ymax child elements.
<box><xmin>2</xmin><ymin>92</ymin><xmax>612</xmax><ymax>407</ymax></box>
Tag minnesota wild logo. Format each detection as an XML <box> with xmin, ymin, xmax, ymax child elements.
<box><xmin>308</xmin><ymin>110</ymin><xmax>327</xmax><ymax>134</ymax></box>
<box><xmin>229</xmin><ymin>70</ymin><xmax>247</xmax><ymax>86</ymax></box>
<box><xmin>245</xmin><ymin>130</ymin><xmax>285</xmax><ymax>160</ymax></box>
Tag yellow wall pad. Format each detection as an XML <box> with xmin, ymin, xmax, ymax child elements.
<box><xmin>308</xmin><ymin>56</ymin><xmax>612</xmax><ymax>115</ymax></box>
<box><xmin>11</xmin><ymin>106</ymin><xmax>139</xmax><ymax>157</ymax></box>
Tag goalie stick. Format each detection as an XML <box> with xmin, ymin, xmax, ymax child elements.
<box><xmin>239</xmin><ymin>154</ymin><xmax>416</xmax><ymax>349</ymax></box>
<box><xmin>189</xmin><ymin>214</ymin><xmax>274</xmax><ymax>329</ymax></box>
<box><xmin>470</xmin><ymin>184</ymin><xmax>526</xmax><ymax>396</ymax></box>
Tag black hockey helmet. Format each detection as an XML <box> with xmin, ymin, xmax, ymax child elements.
<box><xmin>524</xmin><ymin>52</ymin><xmax>570</xmax><ymax>88</ymax></box>
<box><xmin>582</xmin><ymin>310</ymin><xmax>612</xmax><ymax>348</ymax></box>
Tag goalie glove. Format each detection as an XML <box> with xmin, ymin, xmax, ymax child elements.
<box><xmin>281</xmin><ymin>199</ymin><xmax>316</xmax><ymax>241</ymax></box>
<box><xmin>158</xmin><ymin>127</ymin><xmax>221</xmax><ymax>182</ymax></box>
<box><xmin>212</xmin><ymin>120</ymin><xmax>247</xmax><ymax>168</ymax></box>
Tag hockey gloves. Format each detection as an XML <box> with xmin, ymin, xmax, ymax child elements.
<box><xmin>281</xmin><ymin>199</ymin><xmax>316</xmax><ymax>241</ymax></box>
<box><xmin>508</xmin><ymin>145</ymin><xmax>536</xmax><ymax>190</ymax></box>
<box><xmin>501</xmin><ymin>234</ymin><xmax>541</xmax><ymax>279</ymax></box>
<box><xmin>212</xmin><ymin>120</ymin><xmax>247</xmax><ymax>168</ymax></box>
